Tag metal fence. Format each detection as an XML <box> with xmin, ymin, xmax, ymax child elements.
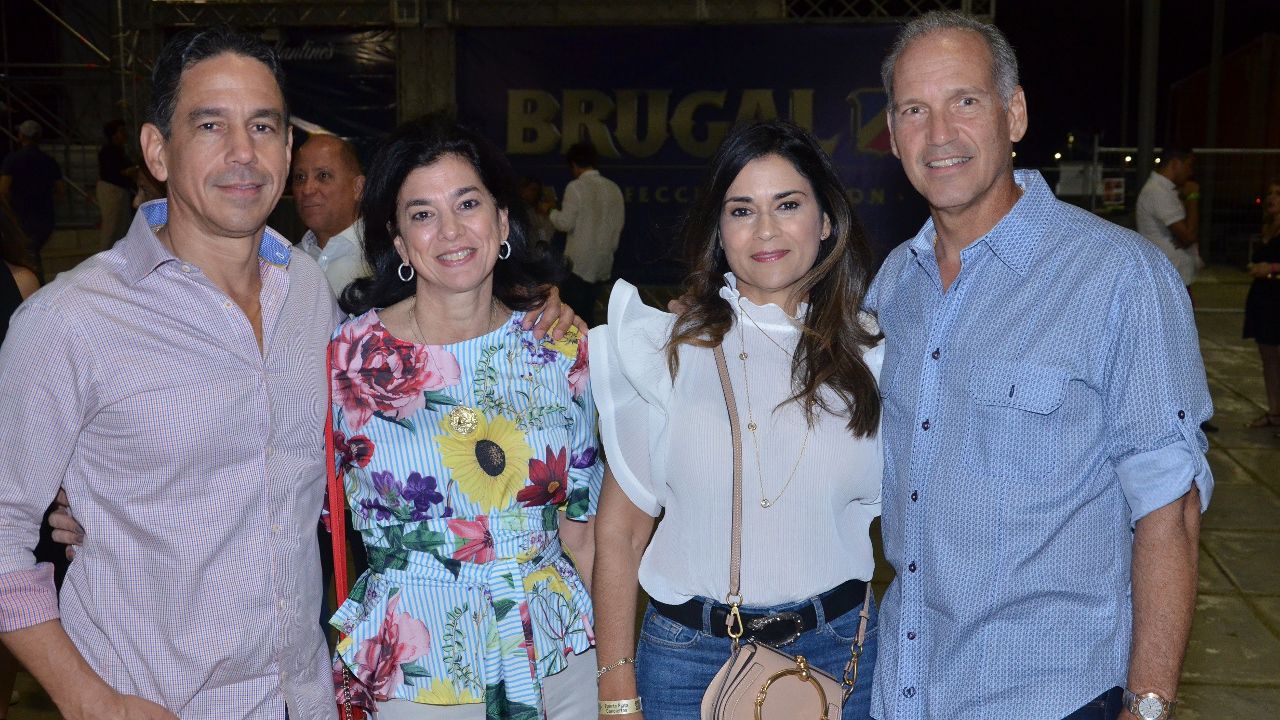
<box><xmin>1041</xmin><ymin>145</ymin><xmax>1280</xmax><ymax>267</ymax></box>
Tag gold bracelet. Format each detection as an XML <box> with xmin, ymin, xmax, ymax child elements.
<box><xmin>599</xmin><ymin>698</ymin><xmax>643</xmax><ymax>715</ymax></box>
<box><xmin>596</xmin><ymin>656</ymin><xmax>636</xmax><ymax>679</ymax></box>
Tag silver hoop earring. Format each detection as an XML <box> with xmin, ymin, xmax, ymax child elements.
<box><xmin>498</xmin><ymin>240</ymin><xmax>512</xmax><ymax>260</ymax></box>
<box><xmin>397</xmin><ymin>262</ymin><xmax>415</xmax><ymax>282</ymax></box>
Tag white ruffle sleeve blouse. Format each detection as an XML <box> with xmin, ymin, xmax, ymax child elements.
<box><xmin>589</xmin><ymin>274</ymin><xmax>884</xmax><ymax>606</ymax></box>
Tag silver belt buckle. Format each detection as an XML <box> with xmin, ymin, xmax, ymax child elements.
<box><xmin>746</xmin><ymin>611</ymin><xmax>804</xmax><ymax>647</ymax></box>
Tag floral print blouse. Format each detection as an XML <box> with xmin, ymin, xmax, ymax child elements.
<box><xmin>328</xmin><ymin>309</ymin><xmax>601</xmax><ymax>718</ymax></box>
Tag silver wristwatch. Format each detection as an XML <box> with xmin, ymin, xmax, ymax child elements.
<box><xmin>1123</xmin><ymin>689</ymin><xmax>1176</xmax><ymax>720</ymax></box>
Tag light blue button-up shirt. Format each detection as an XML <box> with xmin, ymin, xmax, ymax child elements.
<box><xmin>866</xmin><ymin>171</ymin><xmax>1213</xmax><ymax>719</ymax></box>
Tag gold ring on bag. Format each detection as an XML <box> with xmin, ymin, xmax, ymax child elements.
<box><xmin>753</xmin><ymin>656</ymin><xmax>829</xmax><ymax>720</ymax></box>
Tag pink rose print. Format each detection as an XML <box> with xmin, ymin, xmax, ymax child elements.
<box><xmin>448</xmin><ymin>516</ymin><xmax>496</xmax><ymax>564</ymax></box>
<box><xmin>330</xmin><ymin>312</ymin><xmax>461</xmax><ymax>431</ymax></box>
<box><xmin>352</xmin><ymin>591</ymin><xmax>431</xmax><ymax>701</ymax></box>
<box><xmin>568</xmin><ymin>335</ymin><xmax>589</xmax><ymax>399</ymax></box>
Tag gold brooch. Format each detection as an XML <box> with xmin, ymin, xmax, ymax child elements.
<box><xmin>448</xmin><ymin>406</ymin><xmax>480</xmax><ymax>436</ymax></box>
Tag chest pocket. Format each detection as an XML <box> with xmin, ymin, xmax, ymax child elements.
<box><xmin>964</xmin><ymin>361</ymin><xmax>1070</xmax><ymax>482</ymax></box>
<box><xmin>968</xmin><ymin>363</ymin><xmax>1068</xmax><ymax>414</ymax></box>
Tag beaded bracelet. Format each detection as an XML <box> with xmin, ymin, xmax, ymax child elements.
<box><xmin>596</xmin><ymin>656</ymin><xmax>637</xmax><ymax>679</ymax></box>
<box><xmin>599</xmin><ymin>698</ymin><xmax>643</xmax><ymax>715</ymax></box>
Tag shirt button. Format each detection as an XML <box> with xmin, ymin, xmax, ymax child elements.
<box><xmin>278</xmin><ymin>599</ymin><xmax>287</xmax><ymax>609</ymax></box>
<box><xmin>908</xmin><ymin>562</ymin><xmax>917</xmax><ymax>573</ymax></box>
<box><xmin>1178</xmin><ymin>410</ymin><xmax>1186</xmax><ymax>420</ymax></box>
<box><xmin>271</xmin><ymin>524</ymin><xmax>282</xmax><ymax>534</ymax></box>
<box><xmin>180</xmin><ymin>264</ymin><xmax>192</xmax><ymax>273</ymax></box>
<box><xmin>911</xmin><ymin>490</ymin><xmax>919</xmax><ymax>502</ymax></box>
<box><xmin>921</xmin><ymin>419</ymin><xmax>931</xmax><ymax>431</ymax></box>
<box><xmin>902</xmin><ymin>686</ymin><xmax>916</xmax><ymax>698</ymax></box>
<box><xmin>907</xmin><ymin>631</ymin><xmax>917</xmax><ymax>640</ymax></box>
<box><xmin>930</xmin><ymin>348</ymin><xmax>940</xmax><ymax>360</ymax></box>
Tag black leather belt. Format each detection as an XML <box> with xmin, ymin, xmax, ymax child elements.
<box><xmin>650</xmin><ymin>578</ymin><xmax>867</xmax><ymax>647</ymax></box>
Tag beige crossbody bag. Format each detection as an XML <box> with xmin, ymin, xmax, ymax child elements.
<box><xmin>700</xmin><ymin>344</ymin><xmax>872</xmax><ymax>720</ymax></box>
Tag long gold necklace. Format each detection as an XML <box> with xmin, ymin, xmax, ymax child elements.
<box><xmin>734</xmin><ymin>304</ymin><xmax>811</xmax><ymax>509</ymax></box>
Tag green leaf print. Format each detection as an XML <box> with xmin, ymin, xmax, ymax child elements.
<box><xmin>400</xmin><ymin>662</ymin><xmax>430</xmax><ymax>679</ymax></box>
<box><xmin>443</xmin><ymin>604</ymin><xmax>484</xmax><ymax>692</ymax></box>
<box><xmin>423</xmin><ymin>390</ymin><xmax>460</xmax><ymax>409</ymax></box>
<box><xmin>347</xmin><ymin>573</ymin><xmax>370</xmax><ymax>605</ymax></box>
<box><xmin>484</xmin><ymin>682</ymin><xmax>539</xmax><ymax>720</ymax></box>
<box><xmin>492</xmin><ymin>598</ymin><xmax>517</xmax><ymax>621</ymax></box>
<box><xmin>373</xmin><ymin>411</ymin><xmax>415</xmax><ymax>431</ymax></box>
<box><xmin>564</xmin><ymin>487</ymin><xmax>590</xmax><ymax>519</ymax></box>
<box><xmin>401</xmin><ymin>526</ymin><xmax>451</xmax><ymax>554</ymax></box>
<box><xmin>365</xmin><ymin>545</ymin><xmax>408</xmax><ymax>572</ymax></box>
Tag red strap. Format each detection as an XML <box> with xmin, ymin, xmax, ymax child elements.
<box><xmin>325</xmin><ymin>347</ymin><xmax>350</xmax><ymax>607</ymax></box>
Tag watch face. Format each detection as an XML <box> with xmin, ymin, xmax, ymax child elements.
<box><xmin>1137</xmin><ymin>696</ymin><xmax>1165</xmax><ymax>719</ymax></box>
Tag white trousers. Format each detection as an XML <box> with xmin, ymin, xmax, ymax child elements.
<box><xmin>373</xmin><ymin>648</ymin><xmax>596</xmax><ymax>720</ymax></box>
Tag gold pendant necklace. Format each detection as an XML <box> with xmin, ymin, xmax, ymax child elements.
<box><xmin>735</xmin><ymin>312</ymin><xmax>810</xmax><ymax>509</ymax></box>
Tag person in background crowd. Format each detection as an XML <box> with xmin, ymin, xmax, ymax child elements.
<box><xmin>0</xmin><ymin>120</ymin><xmax>64</xmax><ymax>281</ymax></box>
<box><xmin>1134</xmin><ymin>146</ymin><xmax>1217</xmax><ymax>433</ymax></box>
<box><xmin>519</xmin><ymin>175</ymin><xmax>556</xmax><ymax>255</ymax></box>
<box><xmin>592</xmin><ymin>119</ymin><xmax>883</xmax><ymax>719</ymax></box>
<box><xmin>330</xmin><ymin>115</ymin><xmax>601</xmax><ymax>719</ymax></box>
<box><xmin>96</xmin><ymin>119</ymin><xmax>136</xmax><ymax>249</ymax></box>
<box><xmin>867</xmin><ymin>12</ymin><xmax>1211</xmax><ymax>720</ymax></box>
<box><xmin>1136</xmin><ymin>146</ymin><xmax>1203</xmax><ymax>296</ymax></box>
<box><xmin>550</xmin><ymin>141</ymin><xmax>624</xmax><ymax>326</ymax></box>
<box><xmin>294</xmin><ymin>133</ymin><xmax>370</xmax><ymax>296</ymax></box>
<box><xmin>129</xmin><ymin>162</ymin><xmax>165</xmax><ymax>209</ymax></box>
<box><xmin>0</xmin><ymin>225</ymin><xmax>39</xmax><ymax>720</ymax></box>
<box><xmin>1244</xmin><ymin>179</ymin><xmax>1280</xmax><ymax>432</ymax></box>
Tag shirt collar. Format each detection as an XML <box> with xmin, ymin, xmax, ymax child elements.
<box><xmin>121</xmin><ymin>199</ymin><xmax>292</xmax><ymax>285</ymax></box>
<box><xmin>906</xmin><ymin>169</ymin><xmax>1053</xmax><ymax>277</ymax></box>
<box><xmin>1147</xmin><ymin>171</ymin><xmax>1176</xmax><ymax>192</ymax></box>
<box><xmin>718</xmin><ymin>272</ymin><xmax>808</xmax><ymax>331</ymax></box>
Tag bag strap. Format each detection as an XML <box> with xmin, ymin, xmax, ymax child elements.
<box><xmin>325</xmin><ymin>346</ymin><xmax>350</xmax><ymax>606</ymax></box>
<box><xmin>713</xmin><ymin>344</ymin><xmax>872</xmax><ymax>695</ymax></box>
<box><xmin>711</xmin><ymin>345</ymin><xmax>743</xmax><ymax>606</ymax></box>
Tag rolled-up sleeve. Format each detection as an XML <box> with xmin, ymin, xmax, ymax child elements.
<box><xmin>1103</xmin><ymin>255</ymin><xmax>1213</xmax><ymax>525</ymax></box>
<box><xmin>0</xmin><ymin>300</ymin><xmax>95</xmax><ymax>630</ymax></box>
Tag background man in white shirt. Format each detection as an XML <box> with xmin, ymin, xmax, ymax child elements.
<box><xmin>550</xmin><ymin>141</ymin><xmax>624</xmax><ymax>325</ymax></box>
<box><xmin>1135</xmin><ymin>146</ymin><xmax>1215</xmax><ymax>432</ymax></box>
<box><xmin>1135</xmin><ymin>146</ymin><xmax>1202</xmax><ymax>293</ymax></box>
<box><xmin>292</xmin><ymin>133</ymin><xmax>368</xmax><ymax>297</ymax></box>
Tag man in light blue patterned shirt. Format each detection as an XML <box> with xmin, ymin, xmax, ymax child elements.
<box><xmin>866</xmin><ymin>12</ymin><xmax>1212</xmax><ymax>720</ymax></box>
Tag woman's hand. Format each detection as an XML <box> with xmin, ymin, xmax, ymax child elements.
<box><xmin>1248</xmin><ymin>262</ymin><xmax>1273</xmax><ymax>278</ymax></box>
<box><xmin>522</xmin><ymin>286</ymin><xmax>589</xmax><ymax>339</ymax></box>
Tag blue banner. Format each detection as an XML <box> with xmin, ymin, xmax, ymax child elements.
<box><xmin>457</xmin><ymin>25</ymin><xmax>928</xmax><ymax>284</ymax></box>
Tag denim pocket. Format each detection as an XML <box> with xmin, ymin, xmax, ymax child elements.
<box><xmin>639</xmin><ymin>607</ymin><xmax>704</xmax><ymax>649</ymax></box>
<box><xmin>820</xmin><ymin>606</ymin><xmax>873</xmax><ymax>644</ymax></box>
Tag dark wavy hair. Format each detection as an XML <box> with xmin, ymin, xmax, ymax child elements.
<box><xmin>666</xmin><ymin>120</ymin><xmax>882</xmax><ymax>437</ymax></box>
<box><xmin>340</xmin><ymin>115</ymin><xmax>561</xmax><ymax>315</ymax></box>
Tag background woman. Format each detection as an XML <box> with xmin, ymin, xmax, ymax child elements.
<box><xmin>590</xmin><ymin>120</ymin><xmax>883</xmax><ymax>719</ymax></box>
<box><xmin>331</xmin><ymin>116</ymin><xmax>603</xmax><ymax>719</ymax></box>
<box><xmin>1244</xmin><ymin>179</ymin><xmax>1280</xmax><ymax>430</ymax></box>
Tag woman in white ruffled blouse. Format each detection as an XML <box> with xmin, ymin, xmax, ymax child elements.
<box><xmin>590</xmin><ymin>120</ymin><xmax>884</xmax><ymax>719</ymax></box>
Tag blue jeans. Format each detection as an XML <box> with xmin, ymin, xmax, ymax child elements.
<box><xmin>1062</xmin><ymin>686</ymin><xmax>1124</xmax><ymax>720</ymax></box>
<box><xmin>636</xmin><ymin>591</ymin><xmax>878</xmax><ymax>720</ymax></box>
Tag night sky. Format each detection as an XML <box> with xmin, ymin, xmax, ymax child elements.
<box><xmin>999</xmin><ymin>0</ymin><xmax>1280</xmax><ymax>165</ymax></box>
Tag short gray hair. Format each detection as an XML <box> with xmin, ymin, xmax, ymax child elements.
<box><xmin>881</xmin><ymin>11</ymin><xmax>1020</xmax><ymax>114</ymax></box>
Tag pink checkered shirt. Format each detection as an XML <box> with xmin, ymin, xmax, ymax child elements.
<box><xmin>0</xmin><ymin>201</ymin><xmax>342</xmax><ymax>719</ymax></box>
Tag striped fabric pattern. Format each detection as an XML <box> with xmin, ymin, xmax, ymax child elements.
<box><xmin>0</xmin><ymin>200</ymin><xmax>342</xmax><ymax>719</ymax></box>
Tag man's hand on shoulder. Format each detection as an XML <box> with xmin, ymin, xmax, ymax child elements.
<box><xmin>521</xmin><ymin>285</ymin><xmax>589</xmax><ymax>339</ymax></box>
<box><xmin>49</xmin><ymin>488</ymin><xmax>83</xmax><ymax>559</ymax></box>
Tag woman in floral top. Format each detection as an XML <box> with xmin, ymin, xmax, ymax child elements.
<box><xmin>328</xmin><ymin>116</ymin><xmax>602</xmax><ymax>719</ymax></box>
